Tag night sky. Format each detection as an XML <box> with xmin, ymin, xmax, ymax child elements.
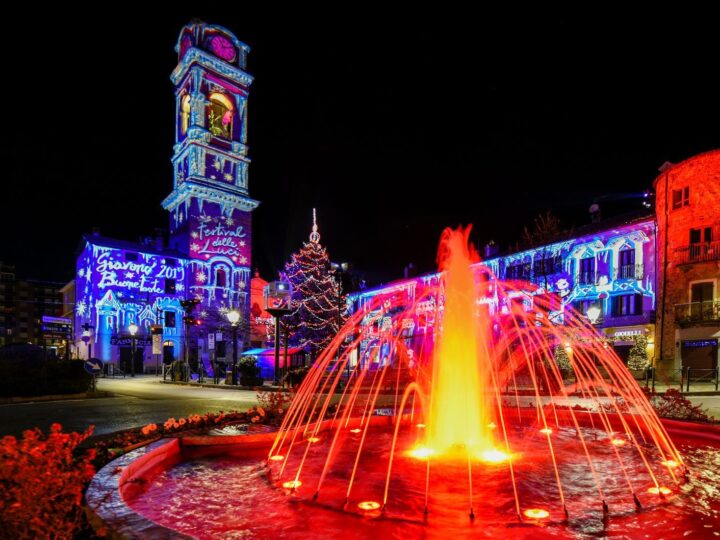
<box><xmin>3</xmin><ymin>10</ymin><xmax>719</xmax><ymax>286</ymax></box>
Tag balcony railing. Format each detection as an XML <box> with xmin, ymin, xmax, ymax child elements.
<box><xmin>616</xmin><ymin>263</ymin><xmax>643</xmax><ymax>280</ymax></box>
<box><xmin>577</xmin><ymin>271</ymin><xmax>596</xmax><ymax>285</ymax></box>
<box><xmin>675</xmin><ymin>241</ymin><xmax>720</xmax><ymax>265</ymax></box>
<box><xmin>675</xmin><ymin>300</ymin><xmax>720</xmax><ymax>325</ymax></box>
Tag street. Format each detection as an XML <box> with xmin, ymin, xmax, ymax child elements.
<box><xmin>0</xmin><ymin>375</ymin><xmax>718</xmax><ymax>439</ymax></box>
<box><xmin>0</xmin><ymin>376</ymin><xmax>260</xmax><ymax>438</ymax></box>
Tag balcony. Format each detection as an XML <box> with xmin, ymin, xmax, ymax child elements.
<box><xmin>675</xmin><ymin>241</ymin><xmax>720</xmax><ymax>265</ymax></box>
<box><xmin>577</xmin><ymin>271</ymin><xmax>596</xmax><ymax>285</ymax></box>
<box><xmin>616</xmin><ymin>264</ymin><xmax>643</xmax><ymax>280</ymax></box>
<box><xmin>675</xmin><ymin>300</ymin><xmax>720</xmax><ymax>326</ymax></box>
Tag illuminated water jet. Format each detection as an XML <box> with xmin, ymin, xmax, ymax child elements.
<box><xmin>265</xmin><ymin>225</ymin><xmax>686</xmax><ymax>526</ymax></box>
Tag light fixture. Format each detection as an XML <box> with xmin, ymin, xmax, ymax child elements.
<box><xmin>128</xmin><ymin>323</ymin><xmax>138</xmax><ymax>336</ymax></box>
<box><xmin>226</xmin><ymin>310</ymin><xmax>240</xmax><ymax>325</ymax></box>
<box><xmin>586</xmin><ymin>306</ymin><xmax>601</xmax><ymax>324</ymax></box>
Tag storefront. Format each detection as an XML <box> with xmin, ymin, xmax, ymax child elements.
<box><xmin>602</xmin><ymin>325</ymin><xmax>654</xmax><ymax>366</ymax></box>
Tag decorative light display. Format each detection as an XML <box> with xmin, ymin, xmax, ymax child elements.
<box><xmin>348</xmin><ymin>218</ymin><xmax>657</xmax><ymax>366</ymax></box>
<box><xmin>74</xmin><ymin>21</ymin><xmax>258</xmax><ymax>369</ymax></box>
<box><xmin>283</xmin><ymin>209</ymin><xmax>346</xmax><ymax>356</ymax></box>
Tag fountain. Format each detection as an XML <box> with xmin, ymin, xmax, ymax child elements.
<box><xmin>89</xmin><ymin>227</ymin><xmax>720</xmax><ymax>538</ymax></box>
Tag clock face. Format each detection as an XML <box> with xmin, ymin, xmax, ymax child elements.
<box><xmin>209</xmin><ymin>35</ymin><xmax>236</xmax><ymax>62</ymax></box>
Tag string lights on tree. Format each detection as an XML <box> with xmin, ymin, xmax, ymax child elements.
<box><xmin>283</xmin><ymin>209</ymin><xmax>346</xmax><ymax>357</ymax></box>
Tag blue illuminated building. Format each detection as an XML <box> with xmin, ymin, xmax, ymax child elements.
<box><xmin>349</xmin><ymin>213</ymin><xmax>658</xmax><ymax>365</ymax></box>
<box><xmin>72</xmin><ymin>21</ymin><xmax>258</xmax><ymax>372</ymax></box>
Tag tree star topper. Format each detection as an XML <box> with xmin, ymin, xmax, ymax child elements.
<box><xmin>310</xmin><ymin>208</ymin><xmax>320</xmax><ymax>244</ymax></box>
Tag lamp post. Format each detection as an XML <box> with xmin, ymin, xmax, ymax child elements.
<box><xmin>226</xmin><ymin>310</ymin><xmax>240</xmax><ymax>386</ymax></box>
<box><xmin>129</xmin><ymin>323</ymin><xmax>138</xmax><ymax>378</ymax></box>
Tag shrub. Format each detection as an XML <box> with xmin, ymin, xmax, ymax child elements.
<box><xmin>0</xmin><ymin>348</ymin><xmax>91</xmax><ymax>397</ymax></box>
<box><xmin>0</xmin><ymin>424</ymin><xmax>95</xmax><ymax>539</ymax></box>
<box><xmin>643</xmin><ymin>388</ymin><xmax>715</xmax><ymax>422</ymax></box>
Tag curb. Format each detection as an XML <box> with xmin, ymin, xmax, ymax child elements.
<box><xmin>0</xmin><ymin>391</ymin><xmax>114</xmax><ymax>405</ymax></box>
<box><xmin>159</xmin><ymin>380</ymin><xmax>290</xmax><ymax>392</ymax></box>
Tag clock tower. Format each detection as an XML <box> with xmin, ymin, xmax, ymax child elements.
<box><xmin>163</xmin><ymin>21</ymin><xmax>259</xmax><ymax>333</ymax></box>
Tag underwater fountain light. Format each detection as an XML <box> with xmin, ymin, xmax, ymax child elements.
<box><xmin>307</xmin><ymin>437</ymin><xmax>320</xmax><ymax>443</ymax></box>
<box><xmin>408</xmin><ymin>446</ymin><xmax>435</xmax><ymax>460</ymax></box>
<box><xmin>523</xmin><ymin>508</ymin><xmax>550</xmax><ymax>519</ymax></box>
<box><xmin>416</xmin><ymin>423</ymin><xmax>426</xmax><ymax>428</ymax></box>
<box><xmin>358</xmin><ymin>501</ymin><xmax>381</xmax><ymax>511</ymax></box>
<box><xmin>648</xmin><ymin>486</ymin><xmax>672</xmax><ymax>496</ymax></box>
<box><xmin>269</xmin><ymin>455</ymin><xmax>285</xmax><ymax>461</ymax></box>
<box><xmin>661</xmin><ymin>460</ymin><xmax>680</xmax><ymax>468</ymax></box>
<box><xmin>611</xmin><ymin>438</ymin><xmax>626</xmax><ymax>446</ymax></box>
<box><xmin>282</xmin><ymin>480</ymin><xmax>302</xmax><ymax>489</ymax></box>
<box><xmin>540</xmin><ymin>428</ymin><xmax>553</xmax><ymax>435</ymax></box>
<box><xmin>350</xmin><ymin>428</ymin><xmax>361</xmax><ymax>434</ymax></box>
<box><xmin>487</xmin><ymin>422</ymin><xmax>497</xmax><ymax>429</ymax></box>
<box><xmin>478</xmin><ymin>449</ymin><xmax>509</xmax><ymax>463</ymax></box>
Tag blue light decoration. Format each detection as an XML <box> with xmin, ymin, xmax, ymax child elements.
<box><xmin>73</xmin><ymin>21</ymin><xmax>258</xmax><ymax>370</ymax></box>
<box><xmin>348</xmin><ymin>216</ymin><xmax>657</xmax><ymax>364</ymax></box>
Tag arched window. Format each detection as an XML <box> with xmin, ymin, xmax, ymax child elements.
<box><xmin>207</xmin><ymin>93</ymin><xmax>234</xmax><ymax>140</ymax></box>
<box><xmin>216</xmin><ymin>267</ymin><xmax>227</xmax><ymax>288</ymax></box>
<box><xmin>180</xmin><ymin>94</ymin><xmax>191</xmax><ymax>135</ymax></box>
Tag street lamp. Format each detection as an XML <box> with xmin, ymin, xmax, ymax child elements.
<box><xmin>129</xmin><ymin>323</ymin><xmax>139</xmax><ymax>378</ymax></box>
<box><xmin>226</xmin><ymin>310</ymin><xmax>240</xmax><ymax>386</ymax></box>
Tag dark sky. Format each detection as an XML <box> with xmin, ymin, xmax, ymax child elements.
<box><xmin>3</xmin><ymin>9</ymin><xmax>719</xmax><ymax>285</ymax></box>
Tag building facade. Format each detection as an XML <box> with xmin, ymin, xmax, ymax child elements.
<box><xmin>0</xmin><ymin>262</ymin><xmax>67</xmax><ymax>354</ymax></box>
<box><xmin>348</xmin><ymin>214</ymin><xmax>658</xmax><ymax>367</ymax></box>
<box><xmin>655</xmin><ymin>150</ymin><xmax>720</xmax><ymax>377</ymax></box>
<box><xmin>72</xmin><ymin>21</ymin><xmax>258</xmax><ymax>373</ymax></box>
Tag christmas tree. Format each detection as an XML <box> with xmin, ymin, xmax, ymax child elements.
<box><xmin>553</xmin><ymin>344</ymin><xmax>571</xmax><ymax>373</ymax></box>
<box><xmin>627</xmin><ymin>335</ymin><xmax>650</xmax><ymax>371</ymax></box>
<box><xmin>283</xmin><ymin>209</ymin><xmax>346</xmax><ymax>357</ymax></box>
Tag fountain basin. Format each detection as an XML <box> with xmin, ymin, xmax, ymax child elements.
<box><xmin>86</xmin><ymin>415</ymin><xmax>720</xmax><ymax>539</ymax></box>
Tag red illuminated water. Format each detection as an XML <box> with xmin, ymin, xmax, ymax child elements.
<box><xmin>127</xmin><ymin>428</ymin><xmax>720</xmax><ymax>539</ymax></box>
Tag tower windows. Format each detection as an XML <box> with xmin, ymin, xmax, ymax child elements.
<box><xmin>207</xmin><ymin>93</ymin><xmax>234</xmax><ymax>140</ymax></box>
<box><xmin>180</xmin><ymin>94</ymin><xmax>191</xmax><ymax>135</ymax></box>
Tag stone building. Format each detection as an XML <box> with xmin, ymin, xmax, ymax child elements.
<box><xmin>655</xmin><ymin>150</ymin><xmax>720</xmax><ymax>378</ymax></box>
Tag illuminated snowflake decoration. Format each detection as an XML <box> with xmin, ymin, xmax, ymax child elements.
<box><xmin>239</xmin><ymin>256</ymin><xmax>247</xmax><ymax>265</ymax></box>
<box><xmin>226</xmin><ymin>217</ymin><xmax>234</xmax><ymax>226</ymax></box>
<box><xmin>224</xmin><ymin>173</ymin><xmax>233</xmax><ymax>182</ymax></box>
<box><xmin>239</xmin><ymin>240</ymin><xmax>246</xmax><ymax>247</ymax></box>
<box><xmin>196</xmin><ymin>271</ymin><xmax>207</xmax><ymax>283</ymax></box>
<box><xmin>176</xmin><ymin>283</ymin><xmax>185</xmax><ymax>292</ymax></box>
<box><xmin>191</xmin><ymin>231</ymin><xmax>199</xmax><ymax>239</ymax></box>
<box><xmin>190</xmin><ymin>243</ymin><xmax>200</xmax><ymax>252</ymax></box>
<box><xmin>126</xmin><ymin>272</ymin><xmax>135</xmax><ymax>279</ymax></box>
<box><xmin>214</xmin><ymin>158</ymin><xmax>222</xmax><ymax>171</ymax></box>
<box><xmin>238</xmin><ymin>281</ymin><xmax>246</xmax><ymax>289</ymax></box>
<box><xmin>200</xmin><ymin>310</ymin><xmax>208</xmax><ymax>318</ymax></box>
<box><xmin>76</xmin><ymin>301</ymin><xmax>87</xmax><ymax>316</ymax></box>
<box><xmin>78</xmin><ymin>268</ymin><xmax>85</xmax><ymax>278</ymax></box>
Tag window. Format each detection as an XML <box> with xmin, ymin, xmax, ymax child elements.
<box><xmin>533</xmin><ymin>256</ymin><xmax>562</xmax><ymax>278</ymax></box>
<box><xmin>125</xmin><ymin>252</ymin><xmax>139</xmax><ymax>262</ymax></box>
<box><xmin>216</xmin><ymin>268</ymin><xmax>227</xmax><ymax>288</ymax></box>
<box><xmin>180</xmin><ymin>94</ymin><xmax>191</xmax><ymax>134</ymax></box>
<box><xmin>165</xmin><ymin>278</ymin><xmax>176</xmax><ymax>294</ymax></box>
<box><xmin>618</xmin><ymin>249</ymin><xmax>636</xmax><ymax>279</ymax></box>
<box><xmin>579</xmin><ymin>257</ymin><xmax>595</xmax><ymax>284</ymax></box>
<box><xmin>612</xmin><ymin>294</ymin><xmax>643</xmax><ymax>317</ymax></box>
<box><xmin>207</xmin><ymin>93</ymin><xmax>234</xmax><ymax>140</ymax></box>
<box><xmin>690</xmin><ymin>282</ymin><xmax>714</xmax><ymax>304</ymax></box>
<box><xmin>164</xmin><ymin>311</ymin><xmax>176</xmax><ymax>328</ymax></box>
<box><xmin>506</xmin><ymin>263</ymin><xmax>529</xmax><ymax>280</ymax></box>
<box><xmin>672</xmin><ymin>186</ymin><xmax>690</xmax><ymax>209</ymax></box>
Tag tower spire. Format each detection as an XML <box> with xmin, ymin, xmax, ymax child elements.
<box><xmin>309</xmin><ymin>208</ymin><xmax>320</xmax><ymax>244</ymax></box>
